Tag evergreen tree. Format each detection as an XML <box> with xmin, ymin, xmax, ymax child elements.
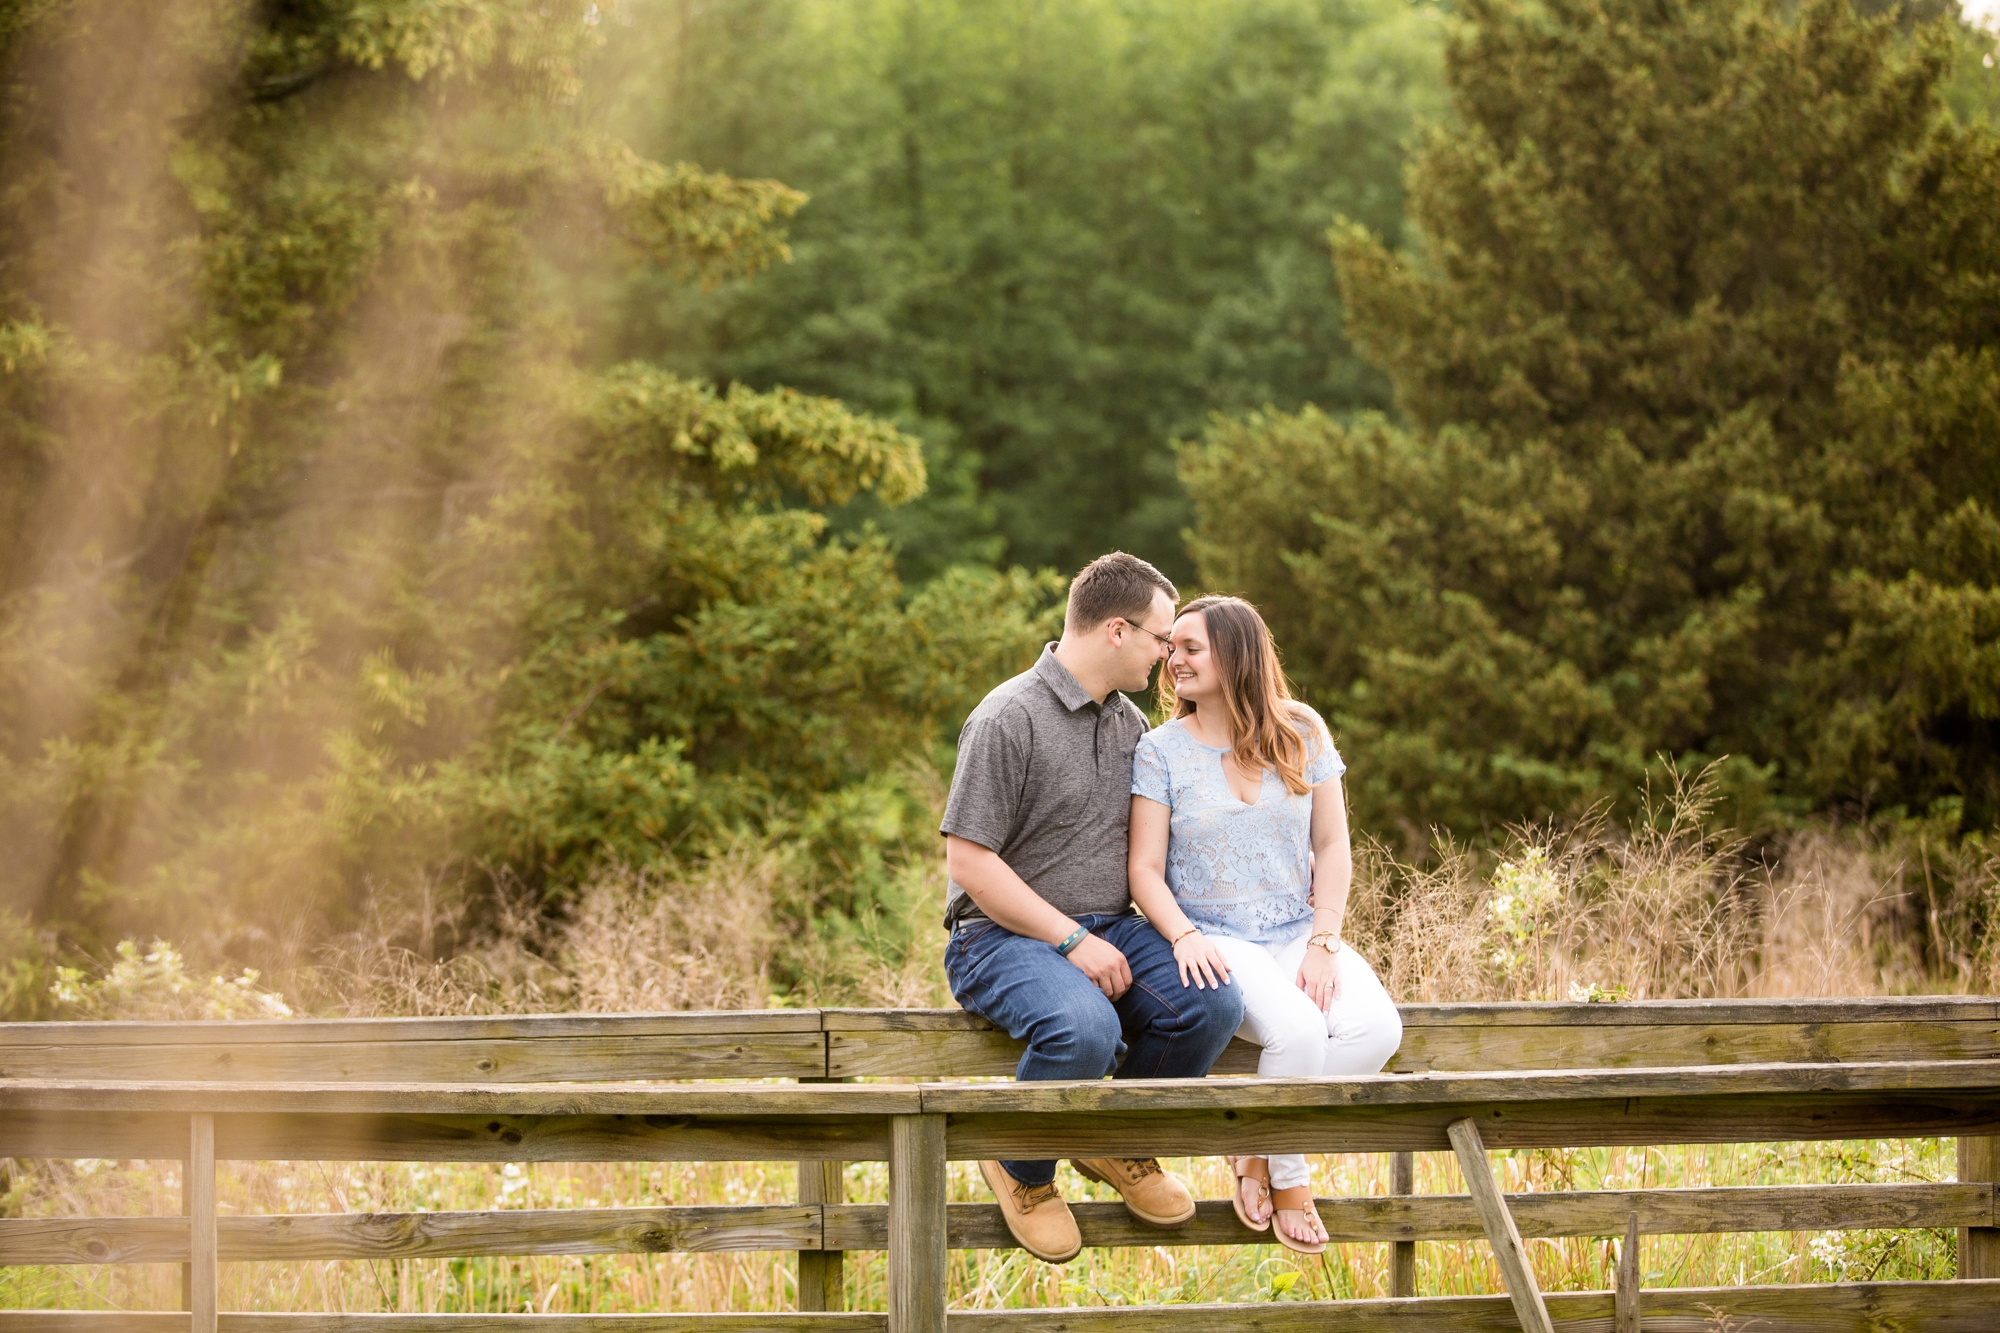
<box><xmin>1186</xmin><ymin>0</ymin><xmax>2000</xmax><ymax>839</ymax></box>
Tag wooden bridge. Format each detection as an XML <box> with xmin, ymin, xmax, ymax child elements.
<box><xmin>4</xmin><ymin>997</ymin><xmax>1999</xmax><ymax>1331</ymax></box>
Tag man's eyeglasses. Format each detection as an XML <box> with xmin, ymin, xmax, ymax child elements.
<box><xmin>1119</xmin><ymin>617</ymin><xmax>1175</xmax><ymax>651</ymax></box>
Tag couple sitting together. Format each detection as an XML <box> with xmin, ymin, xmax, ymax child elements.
<box><xmin>941</xmin><ymin>551</ymin><xmax>1404</xmax><ymax>1262</ymax></box>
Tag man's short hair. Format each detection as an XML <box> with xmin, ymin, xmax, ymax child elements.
<box><xmin>1065</xmin><ymin>552</ymin><xmax>1178</xmax><ymax>632</ymax></box>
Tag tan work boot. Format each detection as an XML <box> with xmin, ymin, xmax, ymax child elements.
<box><xmin>1070</xmin><ymin>1156</ymin><xmax>1196</xmax><ymax>1226</ymax></box>
<box><xmin>979</xmin><ymin>1159</ymin><xmax>1082</xmax><ymax>1263</ymax></box>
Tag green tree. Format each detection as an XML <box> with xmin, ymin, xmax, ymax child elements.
<box><xmin>619</xmin><ymin>0</ymin><xmax>1445</xmax><ymax>581</ymax></box>
<box><xmin>1185</xmin><ymin>0</ymin><xmax>2000</xmax><ymax>841</ymax></box>
<box><xmin>0</xmin><ymin>0</ymin><xmax>1048</xmax><ymax>962</ymax></box>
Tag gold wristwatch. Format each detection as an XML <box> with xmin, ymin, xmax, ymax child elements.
<box><xmin>1307</xmin><ymin>931</ymin><xmax>1343</xmax><ymax>955</ymax></box>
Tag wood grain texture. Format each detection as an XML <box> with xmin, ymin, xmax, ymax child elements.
<box><xmin>222</xmin><ymin>1113</ymin><xmax>892</xmax><ymax>1163</ymax></box>
<box><xmin>0</xmin><ymin>1011</ymin><xmax>823</xmax><ymax>1047</ymax></box>
<box><xmin>796</xmin><ymin>1160</ymin><xmax>846</xmax><ymax>1311</ymax></box>
<box><xmin>941</xmin><ymin>1279</ymin><xmax>2000</xmax><ymax>1331</ymax></box>
<box><xmin>0</xmin><ymin>1036</ymin><xmax>827</xmax><ymax>1084</ymax></box>
<box><xmin>1388</xmin><ymin>1020</ymin><xmax>2000</xmax><ymax>1073</ymax></box>
<box><xmin>4</xmin><ymin>1181</ymin><xmax>1977</xmax><ymax>1265</ymax></box>
<box><xmin>3</xmin><ymin>1285</ymin><xmax>1999</xmax><ymax>1333</ymax></box>
<box><xmin>914</xmin><ymin>1060</ymin><xmax>2000</xmax><ymax>1113</ymax></box>
<box><xmin>888</xmin><ymin>1116</ymin><xmax>946</xmax><ymax>1333</ymax></box>
<box><xmin>220</xmin><ymin>1321</ymin><xmax>884</xmax><ymax>1333</ymax></box>
<box><xmin>0</xmin><ymin>1081</ymin><xmax>916</xmax><ymax>1117</ymax></box>
<box><xmin>1390</xmin><ymin>1151</ymin><xmax>1416</xmax><ymax>1298</ymax></box>
<box><xmin>185</xmin><ymin>1114</ymin><xmax>217</xmax><ymax>1333</ymax></box>
<box><xmin>1613</xmin><ymin>1213</ymin><xmax>1638</xmax><ymax>1333</ymax></box>
<box><xmin>832</xmin><ymin>1021</ymin><xmax>2000</xmax><ymax>1078</ymax></box>
<box><xmin>1</xmin><ymin>1280</ymin><xmax>1981</xmax><ymax>1332</ymax></box>
<box><xmin>940</xmin><ymin>1091</ymin><xmax>2000</xmax><ymax>1158</ymax></box>
<box><xmin>1961</xmin><ymin>1135</ymin><xmax>2000</xmax><ymax>1279</ymax></box>
<box><xmin>1448</xmin><ymin>1117</ymin><xmax>1555</xmax><ymax>1333</ymax></box>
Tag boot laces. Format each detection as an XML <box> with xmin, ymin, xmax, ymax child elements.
<box><xmin>1013</xmin><ymin>1178</ymin><xmax>1061</xmax><ymax>1212</ymax></box>
<box><xmin>1124</xmin><ymin>1157</ymin><xmax>1163</xmax><ymax>1179</ymax></box>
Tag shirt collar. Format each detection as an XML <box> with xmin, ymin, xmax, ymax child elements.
<box><xmin>1034</xmin><ymin>643</ymin><xmax>1103</xmax><ymax>712</ymax></box>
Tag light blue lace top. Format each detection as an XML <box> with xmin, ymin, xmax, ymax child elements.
<box><xmin>1130</xmin><ymin>709</ymin><xmax>1344</xmax><ymax>947</ymax></box>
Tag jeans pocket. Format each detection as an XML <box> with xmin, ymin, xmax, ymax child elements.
<box><xmin>945</xmin><ymin>920</ymin><xmax>1002</xmax><ymax>991</ymax></box>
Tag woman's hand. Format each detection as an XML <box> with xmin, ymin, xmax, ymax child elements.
<box><xmin>1296</xmin><ymin>941</ymin><xmax>1341</xmax><ymax>1012</ymax></box>
<box><xmin>1173</xmin><ymin>930</ymin><xmax>1233</xmax><ymax>990</ymax></box>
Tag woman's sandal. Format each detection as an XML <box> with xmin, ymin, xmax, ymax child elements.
<box><xmin>1270</xmin><ymin>1185</ymin><xmax>1329</xmax><ymax>1256</ymax></box>
<box><xmin>1225</xmin><ymin>1155</ymin><xmax>1272</xmax><ymax>1233</ymax></box>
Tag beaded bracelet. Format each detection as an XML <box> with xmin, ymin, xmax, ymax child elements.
<box><xmin>1055</xmin><ymin>925</ymin><xmax>1088</xmax><ymax>956</ymax></box>
<box><xmin>1170</xmin><ymin>926</ymin><xmax>1203</xmax><ymax>945</ymax></box>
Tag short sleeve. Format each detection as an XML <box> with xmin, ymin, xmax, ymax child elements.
<box><xmin>1131</xmin><ymin>730</ymin><xmax>1172</xmax><ymax>806</ymax></box>
<box><xmin>1301</xmin><ymin>709</ymin><xmax>1345</xmax><ymax>785</ymax></box>
<box><xmin>940</xmin><ymin>710</ymin><xmax>1027</xmax><ymax>852</ymax></box>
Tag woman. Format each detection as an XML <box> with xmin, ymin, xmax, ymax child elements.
<box><xmin>1127</xmin><ymin>595</ymin><xmax>1403</xmax><ymax>1254</ymax></box>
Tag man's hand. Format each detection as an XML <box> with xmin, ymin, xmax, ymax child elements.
<box><xmin>1067</xmin><ymin>932</ymin><xmax>1132</xmax><ymax>1000</ymax></box>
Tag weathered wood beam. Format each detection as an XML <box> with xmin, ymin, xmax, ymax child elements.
<box><xmin>7</xmin><ymin>1183</ymin><xmax>1979</xmax><ymax>1265</ymax></box>
<box><xmin>1448</xmin><ymin>1117</ymin><xmax>1554</xmax><ymax>1333</ymax></box>
<box><xmin>888</xmin><ymin>1115</ymin><xmax>946</xmax><ymax>1333</ymax></box>
<box><xmin>0</xmin><ymin>1035</ymin><xmax>828</xmax><ymax>1084</ymax></box>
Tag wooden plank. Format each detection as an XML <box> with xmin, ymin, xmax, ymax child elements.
<box><xmin>1390</xmin><ymin>1151</ymin><xmax>1416</xmax><ymax>1297</ymax></box>
<box><xmin>0</xmin><ymin>1111</ymin><xmax>888</xmax><ymax>1164</ymax></box>
<box><xmin>942</xmin><ymin>1278</ymin><xmax>2000</xmax><ymax>1330</ymax></box>
<box><xmin>915</xmin><ymin>1060</ymin><xmax>2000</xmax><ymax>1114</ymax></box>
<box><xmin>1613</xmin><ymin>1212</ymin><xmax>1638</xmax><ymax>1333</ymax></box>
<box><xmin>888</xmin><ymin>1115</ymin><xmax>946</xmax><ymax>1333</ymax></box>
<box><xmin>0</xmin><ymin>1080</ymin><xmax>916</xmax><ymax>1117</ymax></box>
<box><xmin>942</xmin><ymin>1089</ymin><xmax>2000</xmax><ymax>1159</ymax></box>
<box><xmin>0</xmin><ymin>1217</ymin><xmax>189</xmax><ymax>1264</ymax></box>
<box><xmin>797</xmin><ymin>1161</ymin><xmax>846</xmax><ymax>1311</ymax></box>
<box><xmin>221</xmin><ymin>1312</ymin><xmax>884</xmax><ymax>1320</ymax></box>
<box><xmin>0</xmin><ymin>1035</ymin><xmax>828</xmax><ymax>1083</ymax></box>
<box><xmin>1448</xmin><ymin>1117</ymin><xmax>1554</xmax><ymax>1333</ymax></box>
<box><xmin>1390</xmin><ymin>1020</ymin><xmax>2000</xmax><ymax>1073</ymax></box>
<box><xmin>0</xmin><ymin>1208</ymin><xmax>821</xmax><ymax>1263</ymax></box>
<box><xmin>186</xmin><ymin>1113</ymin><xmax>217</xmax><ymax>1333</ymax></box>
<box><xmin>1961</xmin><ymin>1135</ymin><xmax>2000</xmax><ymax>1278</ymax></box>
<box><xmin>834</xmin><ymin>1020</ymin><xmax>2000</xmax><ymax>1080</ymax></box>
<box><xmin>0</xmin><ymin>1111</ymin><xmax>189</xmax><ymax>1159</ymax></box>
<box><xmin>0</xmin><ymin>1319</ymin><xmax>884</xmax><ymax>1333</ymax></box>
<box><xmin>820</xmin><ymin>997</ymin><xmax>2000</xmax><ymax>1031</ymax></box>
<box><xmin>5</xmin><ymin>1181</ymin><xmax>1979</xmax><ymax>1265</ymax></box>
<box><xmin>826</xmin><ymin>1182</ymin><xmax>1993</xmax><ymax>1250</ymax></box>
<box><xmin>0</xmin><ymin>1280</ymin><xmax>1983</xmax><ymax>1332</ymax></box>
<box><xmin>0</xmin><ymin>1011</ymin><xmax>826</xmax><ymax>1047</ymax></box>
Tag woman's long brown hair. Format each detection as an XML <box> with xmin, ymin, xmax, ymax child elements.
<box><xmin>1165</xmin><ymin>595</ymin><xmax>1315</xmax><ymax>795</ymax></box>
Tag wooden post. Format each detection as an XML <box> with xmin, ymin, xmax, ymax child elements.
<box><xmin>797</xmin><ymin>1158</ymin><xmax>845</xmax><ymax>1311</ymax></box>
<box><xmin>888</xmin><ymin>1113</ymin><xmax>947</xmax><ymax>1333</ymax></box>
<box><xmin>184</xmin><ymin>1112</ymin><xmax>217</xmax><ymax>1333</ymax></box>
<box><xmin>1958</xmin><ymin>1136</ymin><xmax>2000</xmax><ymax>1278</ymax></box>
<box><xmin>1614</xmin><ymin>1211</ymin><xmax>1640</xmax><ymax>1333</ymax></box>
<box><xmin>1390</xmin><ymin>1151</ymin><xmax>1417</xmax><ymax>1298</ymax></box>
<box><xmin>1447</xmin><ymin>1117</ymin><xmax>1555</xmax><ymax>1333</ymax></box>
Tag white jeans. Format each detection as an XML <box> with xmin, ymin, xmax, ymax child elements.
<box><xmin>1211</xmin><ymin>933</ymin><xmax>1404</xmax><ymax>1191</ymax></box>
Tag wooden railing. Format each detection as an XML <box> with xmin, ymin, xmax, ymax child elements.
<box><xmin>5</xmin><ymin>997</ymin><xmax>2000</xmax><ymax>1331</ymax></box>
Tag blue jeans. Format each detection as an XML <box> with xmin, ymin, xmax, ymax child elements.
<box><xmin>943</xmin><ymin>910</ymin><xmax>1246</xmax><ymax>1187</ymax></box>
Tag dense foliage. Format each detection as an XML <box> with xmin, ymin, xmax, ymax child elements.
<box><xmin>1188</xmin><ymin>0</ymin><xmax>2000</xmax><ymax>841</ymax></box>
<box><xmin>0</xmin><ymin>0</ymin><xmax>1051</xmax><ymax>964</ymax></box>
<box><xmin>618</xmin><ymin>0</ymin><xmax>1445</xmax><ymax>580</ymax></box>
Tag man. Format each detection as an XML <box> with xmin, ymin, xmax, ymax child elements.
<box><xmin>940</xmin><ymin>551</ymin><xmax>1246</xmax><ymax>1263</ymax></box>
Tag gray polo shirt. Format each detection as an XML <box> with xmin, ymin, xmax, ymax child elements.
<box><xmin>939</xmin><ymin>644</ymin><xmax>1150</xmax><ymax>928</ymax></box>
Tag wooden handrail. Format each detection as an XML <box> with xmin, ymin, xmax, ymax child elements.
<box><xmin>7</xmin><ymin>1002</ymin><xmax>2000</xmax><ymax>1332</ymax></box>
